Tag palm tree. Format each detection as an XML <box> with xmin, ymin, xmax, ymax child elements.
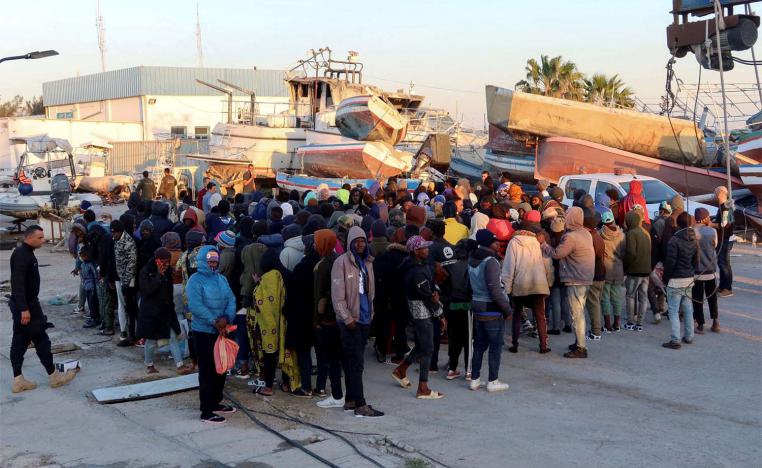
<box><xmin>583</xmin><ymin>73</ymin><xmax>635</xmax><ymax>108</ymax></box>
<box><xmin>515</xmin><ymin>55</ymin><xmax>584</xmax><ymax>100</ymax></box>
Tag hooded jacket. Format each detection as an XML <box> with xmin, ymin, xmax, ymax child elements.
<box><xmin>469</xmin><ymin>212</ymin><xmax>490</xmax><ymax>239</ymax></box>
<box><xmin>501</xmin><ymin>230</ymin><xmax>551</xmax><ymax>296</ymax></box>
<box><xmin>618</xmin><ymin>179</ymin><xmax>650</xmax><ymax>226</ymax></box>
<box><xmin>663</xmin><ymin>227</ymin><xmax>698</xmax><ymax>284</ymax></box>
<box><xmin>280</xmin><ymin>235</ymin><xmax>305</xmax><ymax>271</ymax></box>
<box><xmin>599</xmin><ymin>223</ymin><xmax>625</xmax><ymax>282</ymax></box>
<box><xmin>137</xmin><ymin>256</ymin><xmax>179</xmax><ymax>340</ymax></box>
<box><xmin>148</xmin><ymin>201</ymin><xmax>174</xmax><ymax>241</ymax></box>
<box><xmin>239</xmin><ymin>242</ymin><xmax>268</xmax><ymax>308</ymax></box>
<box><xmin>330</xmin><ymin>226</ymin><xmax>375</xmax><ymax>326</ymax></box>
<box><xmin>114</xmin><ymin>231</ymin><xmax>137</xmax><ymax>286</ymax></box>
<box><xmin>542</xmin><ymin>207</ymin><xmax>595</xmax><ymax>286</ymax></box>
<box><xmin>468</xmin><ymin>246</ymin><xmax>512</xmax><ymax>317</ymax></box>
<box><xmin>286</xmin><ymin>238</ymin><xmax>320</xmax><ymax>349</ymax></box>
<box><xmin>623</xmin><ymin>211</ymin><xmax>652</xmax><ymax>276</ymax></box>
<box><xmin>313</xmin><ymin>229</ymin><xmax>339</xmax><ymax>325</ymax></box>
<box><xmin>186</xmin><ymin>245</ymin><xmax>237</xmax><ymax>334</ymax></box>
<box><xmin>443</xmin><ymin>217</ymin><xmax>469</xmax><ymax>245</ymax></box>
<box><xmin>694</xmin><ymin>224</ymin><xmax>718</xmax><ymax>275</ymax></box>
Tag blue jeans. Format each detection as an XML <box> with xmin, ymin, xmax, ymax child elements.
<box><xmin>717</xmin><ymin>239</ymin><xmax>733</xmax><ymax>291</ymax></box>
<box><xmin>667</xmin><ymin>286</ymin><xmax>694</xmax><ymax>343</ymax></box>
<box><xmin>546</xmin><ymin>286</ymin><xmax>564</xmax><ymax>330</ymax></box>
<box><xmin>144</xmin><ymin>329</ymin><xmax>184</xmax><ymax>367</ymax></box>
<box><xmin>234</xmin><ymin>315</ymin><xmax>250</xmax><ymax>365</ymax></box>
<box><xmin>470</xmin><ymin>318</ymin><xmax>504</xmax><ymax>382</ymax></box>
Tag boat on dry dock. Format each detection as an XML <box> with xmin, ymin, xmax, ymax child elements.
<box><xmin>296</xmin><ymin>140</ymin><xmax>413</xmax><ymax>179</ymax></box>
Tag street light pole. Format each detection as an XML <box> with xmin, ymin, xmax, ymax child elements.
<box><xmin>0</xmin><ymin>50</ymin><xmax>59</xmax><ymax>64</ymax></box>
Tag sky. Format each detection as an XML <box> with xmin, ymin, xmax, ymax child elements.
<box><xmin>1</xmin><ymin>0</ymin><xmax>760</xmax><ymax>127</ymax></box>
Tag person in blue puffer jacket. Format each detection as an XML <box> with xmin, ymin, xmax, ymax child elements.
<box><xmin>185</xmin><ymin>245</ymin><xmax>237</xmax><ymax>424</ymax></box>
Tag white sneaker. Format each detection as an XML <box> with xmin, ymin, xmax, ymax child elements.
<box><xmin>316</xmin><ymin>396</ymin><xmax>345</xmax><ymax>408</ymax></box>
<box><xmin>469</xmin><ymin>378</ymin><xmax>482</xmax><ymax>391</ymax></box>
<box><xmin>486</xmin><ymin>380</ymin><xmax>510</xmax><ymax>392</ymax></box>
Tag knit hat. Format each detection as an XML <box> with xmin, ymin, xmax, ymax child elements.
<box><xmin>185</xmin><ymin>230</ymin><xmax>205</xmax><ymax>248</ymax></box>
<box><xmin>138</xmin><ymin>219</ymin><xmax>154</xmax><ymax>233</ymax></box>
<box><xmin>281</xmin><ymin>202</ymin><xmax>294</xmax><ymax>218</ymax></box>
<box><xmin>336</xmin><ymin>188</ymin><xmax>350</xmax><ymax>205</ymax></box>
<box><xmin>154</xmin><ymin>247</ymin><xmax>171</xmax><ymax>260</ymax></box>
<box><xmin>694</xmin><ymin>207</ymin><xmax>710</xmax><ymax>222</ymax></box>
<box><xmin>281</xmin><ymin>223</ymin><xmax>302</xmax><ymax>241</ymax></box>
<box><xmin>215</xmin><ymin>230</ymin><xmax>236</xmax><ymax>249</ymax></box>
<box><xmin>406</xmin><ymin>205</ymin><xmax>426</xmax><ymax>228</ymax></box>
<box><xmin>583</xmin><ymin>209</ymin><xmax>600</xmax><ymax>229</ymax></box>
<box><xmin>517</xmin><ymin>202</ymin><xmax>531</xmax><ymax>213</ymax></box>
<box><xmin>475</xmin><ymin>229</ymin><xmax>496</xmax><ymax>247</ymax></box>
<box><xmin>110</xmin><ymin>220</ymin><xmax>124</xmax><ymax>233</ymax></box>
<box><xmin>433</xmin><ymin>195</ymin><xmax>446</xmax><ymax>204</ymax></box>
<box><xmin>161</xmin><ymin>231</ymin><xmax>182</xmax><ymax>250</ymax></box>
<box><xmin>80</xmin><ymin>200</ymin><xmax>92</xmax><ymax>211</ymax></box>
<box><xmin>371</xmin><ymin>219</ymin><xmax>387</xmax><ymax>239</ymax></box>
<box><xmin>550</xmin><ymin>217</ymin><xmax>565</xmax><ymax>233</ymax></box>
<box><xmin>337</xmin><ymin>215</ymin><xmax>356</xmax><ymax>231</ymax></box>
<box><xmin>601</xmin><ymin>209</ymin><xmax>615</xmax><ymax>225</ymax></box>
<box><xmin>509</xmin><ymin>208</ymin><xmax>520</xmax><ymax>222</ymax></box>
<box><xmin>549</xmin><ymin>186</ymin><xmax>564</xmax><ymax>202</ymax></box>
<box><xmin>659</xmin><ymin>201</ymin><xmax>673</xmax><ymax>214</ymax></box>
<box><xmin>406</xmin><ymin>235</ymin><xmax>432</xmax><ymax>252</ymax></box>
<box><xmin>524</xmin><ymin>210</ymin><xmax>541</xmax><ymax>223</ymax></box>
<box><xmin>314</xmin><ymin>229</ymin><xmax>337</xmax><ymax>257</ymax></box>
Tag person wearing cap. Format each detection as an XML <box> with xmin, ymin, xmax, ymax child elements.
<box><xmin>112</xmin><ymin>220</ymin><xmax>138</xmax><ymax>346</ymax></box>
<box><xmin>502</xmin><ymin>217</ymin><xmax>552</xmax><ymax>354</ymax></box>
<box><xmin>583</xmin><ymin>210</ymin><xmax>606</xmax><ymax>340</ymax></box>
<box><xmin>692</xmin><ymin>207</ymin><xmax>720</xmax><ymax>333</ymax></box>
<box><xmin>541</xmin><ymin>207</ymin><xmax>595</xmax><ymax>358</ymax></box>
<box><xmin>599</xmin><ymin>209</ymin><xmax>626</xmax><ymax>332</ymax></box>
<box><xmin>467</xmin><ymin>229</ymin><xmax>512</xmax><ymax>391</ymax></box>
<box><xmin>662</xmin><ymin>212</ymin><xmax>699</xmax><ymax>349</ymax></box>
<box><xmin>713</xmin><ymin>186</ymin><xmax>734</xmax><ymax>297</ymax></box>
<box><xmin>391</xmin><ymin>236</ymin><xmax>446</xmax><ymax>400</ymax></box>
<box><xmin>135</xmin><ymin>170</ymin><xmax>157</xmax><ymax>202</ymax></box>
<box><xmin>186</xmin><ymin>246</ymin><xmax>237</xmax><ymax>424</ymax></box>
<box><xmin>331</xmin><ymin>226</ymin><xmax>384</xmax><ymax>417</ymax></box>
<box><xmin>138</xmin><ymin>247</ymin><xmax>191</xmax><ymax>376</ymax></box>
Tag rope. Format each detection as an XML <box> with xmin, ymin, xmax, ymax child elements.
<box><xmin>745</xmin><ymin>3</ymin><xmax>762</xmax><ymax>106</ymax></box>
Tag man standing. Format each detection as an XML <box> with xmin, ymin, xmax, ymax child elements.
<box><xmin>242</xmin><ymin>164</ymin><xmax>256</xmax><ymax>202</ymax></box>
<box><xmin>662</xmin><ymin>213</ymin><xmax>699</xmax><ymax>350</ymax></box>
<box><xmin>202</xmin><ymin>183</ymin><xmax>221</xmax><ymax>214</ymax></box>
<box><xmin>714</xmin><ymin>186</ymin><xmax>734</xmax><ymax>297</ymax></box>
<box><xmin>331</xmin><ymin>226</ymin><xmax>384</xmax><ymax>417</ymax></box>
<box><xmin>112</xmin><ymin>220</ymin><xmax>138</xmax><ymax>346</ymax></box>
<box><xmin>196</xmin><ymin>176</ymin><xmax>211</xmax><ymax>210</ymax></box>
<box><xmin>158</xmin><ymin>168</ymin><xmax>178</xmax><ymax>204</ymax></box>
<box><xmin>135</xmin><ymin>171</ymin><xmax>156</xmax><ymax>202</ymax></box>
<box><xmin>623</xmin><ymin>211</ymin><xmax>652</xmax><ymax>332</ymax></box>
<box><xmin>542</xmin><ymin>207</ymin><xmax>595</xmax><ymax>358</ymax></box>
<box><xmin>693</xmin><ymin>208</ymin><xmax>720</xmax><ymax>333</ymax></box>
<box><xmin>10</xmin><ymin>226</ymin><xmax>77</xmax><ymax>393</ymax></box>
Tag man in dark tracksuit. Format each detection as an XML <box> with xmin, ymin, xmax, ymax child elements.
<box><xmin>10</xmin><ymin>226</ymin><xmax>77</xmax><ymax>393</ymax></box>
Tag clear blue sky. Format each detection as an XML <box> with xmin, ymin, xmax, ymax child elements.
<box><xmin>1</xmin><ymin>0</ymin><xmax>760</xmax><ymax>126</ymax></box>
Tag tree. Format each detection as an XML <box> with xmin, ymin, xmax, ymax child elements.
<box><xmin>24</xmin><ymin>96</ymin><xmax>44</xmax><ymax>116</ymax></box>
<box><xmin>583</xmin><ymin>73</ymin><xmax>635</xmax><ymax>108</ymax></box>
<box><xmin>0</xmin><ymin>95</ymin><xmax>23</xmax><ymax>117</ymax></box>
<box><xmin>515</xmin><ymin>55</ymin><xmax>584</xmax><ymax>100</ymax></box>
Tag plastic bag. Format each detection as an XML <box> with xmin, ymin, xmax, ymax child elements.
<box><xmin>214</xmin><ymin>324</ymin><xmax>239</xmax><ymax>375</ymax></box>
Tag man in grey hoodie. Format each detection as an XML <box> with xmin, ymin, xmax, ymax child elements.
<box><xmin>542</xmin><ymin>207</ymin><xmax>595</xmax><ymax>358</ymax></box>
<box><xmin>692</xmin><ymin>208</ymin><xmax>720</xmax><ymax>333</ymax></box>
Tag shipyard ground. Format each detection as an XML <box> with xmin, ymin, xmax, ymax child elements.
<box><xmin>0</xmin><ymin>218</ymin><xmax>760</xmax><ymax>467</ymax></box>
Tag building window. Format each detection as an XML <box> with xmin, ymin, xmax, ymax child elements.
<box><xmin>56</xmin><ymin>111</ymin><xmax>74</xmax><ymax>119</ymax></box>
<box><xmin>194</xmin><ymin>126</ymin><xmax>209</xmax><ymax>139</ymax></box>
<box><xmin>171</xmin><ymin>126</ymin><xmax>187</xmax><ymax>138</ymax></box>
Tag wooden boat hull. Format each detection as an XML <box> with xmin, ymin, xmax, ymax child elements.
<box><xmin>297</xmin><ymin>141</ymin><xmax>413</xmax><ymax>179</ymax></box>
<box><xmin>483</xmin><ymin>150</ymin><xmax>535</xmax><ymax>183</ymax></box>
<box><xmin>739</xmin><ymin>163</ymin><xmax>762</xmax><ymax>212</ymax></box>
<box><xmin>335</xmin><ymin>95</ymin><xmax>407</xmax><ymax>145</ymax></box>
<box><xmin>276</xmin><ymin>171</ymin><xmax>420</xmax><ymax>194</ymax></box>
<box><xmin>535</xmin><ymin>137</ymin><xmax>743</xmax><ymax>196</ymax></box>
<box><xmin>737</xmin><ymin>134</ymin><xmax>762</xmax><ymax>164</ymax></box>
<box><xmin>486</xmin><ymin>85</ymin><xmax>705</xmax><ymax>164</ymax></box>
<box><xmin>208</xmin><ymin>122</ymin><xmax>305</xmax><ymax>177</ymax></box>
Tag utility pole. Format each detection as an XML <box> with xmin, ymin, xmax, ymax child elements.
<box><xmin>196</xmin><ymin>2</ymin><xmax>204</xmax><ymax>68</ymax></box>
<box><xmin>96</xmin><ymin>0</ymin><xmax>106</xmax><ymax>72</ymax></box>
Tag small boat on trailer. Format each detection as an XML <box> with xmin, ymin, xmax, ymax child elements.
<box><xmin>276</xmin><ymin>171</ymin><xmax>421</xmax><ymax>195</ymax></box>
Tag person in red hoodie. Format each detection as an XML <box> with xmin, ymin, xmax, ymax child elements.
<box><xmin>486</xmin><ymin>205</ymin><xmax>515</xmax><ymax>259</ymax></box>
<box><xmin>617</xmin><ymin>179</ymin><xmax>649</xmax><ymax>227</ymax></box>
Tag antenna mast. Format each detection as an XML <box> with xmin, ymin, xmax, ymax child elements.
<box><xmin>96</xmin><ymin>0</ymin><xmax>106</xmax><ymax>72</ymax></box>
<box><xmin>196</xmin><ymin>3</ymin><xmax>204</xmax><ymax>68</ymax></box>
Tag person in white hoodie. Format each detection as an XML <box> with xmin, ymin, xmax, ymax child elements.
<box><xmin>279</xmin><ymin>224</ymin><xmax>304</xmax><ymax>271</ymax></box>
<box><xmin>502</xmin><ymin>221</ymin><xmax>552</xmax><ymax>354</ymax></box>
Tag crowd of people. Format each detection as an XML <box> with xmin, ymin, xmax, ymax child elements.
<box><xmin>10</xmin><ymin>167</ymin><xmax>736</xmax><ymax>425</ymax></box>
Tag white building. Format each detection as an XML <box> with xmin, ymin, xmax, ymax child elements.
<box><xmin>42</xmin><ymin>66</ymin><xmax>290</xmax><ymax>140</ymax></box>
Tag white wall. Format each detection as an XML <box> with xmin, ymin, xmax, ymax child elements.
<box><xmin>0</xmin><ymin>117</ymin><xmax>144</xmax><ymax>169</ymax></box>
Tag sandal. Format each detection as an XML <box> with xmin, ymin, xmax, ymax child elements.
<box><xmin>254</xmin><ymin>386</ymin><xmax>273</xmax><ymax>396</ymax></box>
<box><xmin>416</xmin><ymin>390</ymin><xmax>444</xmax><ymax>400</ymax></box>
<box><xmin>391</xmin><ymin>372</ymin><xmax>412</xmax><ymax>388</ymax></box>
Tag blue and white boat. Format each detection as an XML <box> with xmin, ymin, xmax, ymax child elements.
<box><xmin>276</xmin><ymin>171</ymin><xmax>421</xmax><ymax>195</ymax></box>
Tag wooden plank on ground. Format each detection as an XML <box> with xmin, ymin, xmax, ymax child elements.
<box><xmin>92</xmin><ymin>373</ymin><xmax>199</xmax><ymax>404</ymax></box>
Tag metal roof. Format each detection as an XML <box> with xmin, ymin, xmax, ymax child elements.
<box><xmin>43</xmin><ymin>66</ymin><xmax>288</xmax><ymax>106</ymax></box>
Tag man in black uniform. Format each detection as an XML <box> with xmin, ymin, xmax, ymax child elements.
<box><xmin>9</xmin><ymin>225</ymin><xmax>77</xmax><ymax>393</ymax></box>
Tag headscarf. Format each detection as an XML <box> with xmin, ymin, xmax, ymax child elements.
<box><xmin>469</xmin><ymin>211</ymin><xmax>489</xmax><ymax>239</ymax></box>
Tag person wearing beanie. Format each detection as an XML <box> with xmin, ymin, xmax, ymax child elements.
<box><xmin>112</xmin><ymin>219</ymin><xmax>138</xmax><ymax>346</ymax></box>
<box><xmin>546</xmin><ymin>216</ymin><xmax>568</xmax><ymax>335</ymax></box>
<box><xmin>467</xmin><ymin>229</ymin><xmax>511</xmax><ymax>392</ymax></box>
<box><xmin>583</xmin><ymin>210</ymin><xmax>606</xmax><ymax>340</ymax></box>
<box><xmin>330</xmin><ymin>226</ymin><xmax>384</xmax><ymax>417</ymax></box>
<box><xmin>662</xmin><ymin>212</ymin><xmax>699</xmax><ymax>350</ymax></box>
<box><xmin>502</xmin><ymin>219</ymin><xmax>552</xmax><ymax>354</ymax></box>
<box><xmin>548</xmin><ymin>186</ymin><xmax>567</xmax><ymax>210</ymax></box>
<box><xmin>302</xmin><ymin>213</ymin><xmax>327</xmax><ymax>238</ymax></box>
<box><xmin>406</xmin><ymin>205</ymin><xmax>426</xmax><ymax>229</ymax></box>
<box><xmin>692</xmin><ymin>207</ymin><xmax>720</xmax><ymax>333</ymax></box>
<box><xmin>280</xmin><ymin>224</ymin><xmax>305</xmax><ymax>272</ymax></box>
<box><xmin>623</xmin><ymin>210</ymin><xmax>652</xmax><ymax>332</ymax></box>
<box><xmin>391</xmin><ymin>236</ymin><xmax>445</xmax><ymax>400</ymax></box>
<box><xmin>214</xmin><ymin>230</ymin><xmax>237</xmax><ymax>286</ymax></box>
<box><xmin>370</xmin><ymin>219</ymin><xmax>390</xmax><ymax>257</ymax></box>
<box><xmin>599</xmin><ymin>209</ymin><xmax>626</xmax><ymax>333</ymax></box>
<box><xmin>138</xmin><ymin>247</ymin><xmax>191</xmax><ymax>376</ymax></box>
<box><xmin>442</xmin><ymin>201</ymin><xmax>468</xmax><ymax>245</ymax></box>
<box><xmin>541</xmin><ymin>206</ymin><xmax>595</xmax><ymax>358</ymax></box>
<box><xmin>536</xmin><ymin>179</ymin><xmax>550</xmax><ymax>199</ymax></box>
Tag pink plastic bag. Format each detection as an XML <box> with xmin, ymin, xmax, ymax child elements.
<box><xmin>214</xmin><ymin>324</ymin><xmax>239</xmax><ymax>375</ymax></box>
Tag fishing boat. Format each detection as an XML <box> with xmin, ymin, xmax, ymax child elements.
<box><xmin>534</xmin><ymin>137</ymin><xmax>743</xmax><ymax>196</ymax></box>
<box><xmin>335</xmin><ymin>95</ymin><xmax>407</xmax><ymax>144</ymax></box>
<box><xmin>482</xmin><ymin>150</ymin><xmax>535</xmax><ymax>183</ymax></box>
<box><xmin>276</xmin><ymin>171</ymin><xmax>421</xmax><ymax>195</ymax></box>
<box><xmin>486</xmin><ymin>85</ymin><xmax>705</xmax><ymax>164</ymax></box>
<box><xmin>736</xmin><ymin>133</ymin><xmax>762</xmax><ymax>163</ymax></box>
<box><xmin>296</xmin><ymin>141</ymin><xmax>413</xmax><ymax>179</ymax></box>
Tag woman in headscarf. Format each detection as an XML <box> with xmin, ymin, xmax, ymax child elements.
<box><xmin>469</xmin><ymin>210</ymin><xmax>490</xmax><ymax>240</ymax></box>
<box><xmin>250</xmin><ymin>249</ymin><xmax>300</xmax><ymax>396</ymax></box>
<box><xmin>508</xmin><ymin>183</ymin><xmax>523</xmax><ymax>204</ymax></box>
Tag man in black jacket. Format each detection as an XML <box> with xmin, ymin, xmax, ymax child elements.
<box><xmin>10</xmin><ymin>226</ymin><xmax>77</xmax><ymax>393</ymax></box>
<box><xmin>391</xmin><ymin>236</ymin><xmax>445</xmax><ymax>400</ymax></box>
<box><xmin>662</xmin><ymin>212</ymin><xmax>699</xmax><ymax>350</ymax></box>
